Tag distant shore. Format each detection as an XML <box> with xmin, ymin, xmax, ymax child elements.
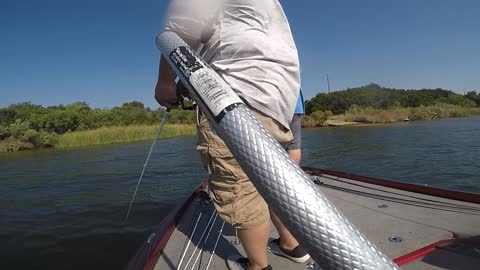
<box><xmin>2</xmin><ymin>106</ymin><xmax>480</xmax><ymax>152</ymax></box>
<box><xmin>301</xmin><ymin>105</ymin><xmax>480</xmax><ymax>128</ymax></box>
<box><xmin>3</xmin><ymin>114</ymin><xmax>479</xmax><ymax>152</ymax></box>
<box><xmin>3</xmin><ymin>87</ymin><xmax>480</xmax><ymax>152</ymax></box>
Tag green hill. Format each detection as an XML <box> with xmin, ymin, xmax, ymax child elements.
<box><xmin>305</xmin><ymin>84</ymin><xmax>478</xmax><ymax>115</ymax></box>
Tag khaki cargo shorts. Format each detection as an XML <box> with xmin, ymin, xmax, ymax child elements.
<box><xmin>196</xmin><ymin>107</ymin><xmax>293</xmax><ymax>229</ymax></box>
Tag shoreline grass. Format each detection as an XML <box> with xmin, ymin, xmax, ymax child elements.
<box><xmin>302</xmin><ymin>104</ymin><xmax>480</xmax><ymax>127</ymax></box>
<box><xmin>56</xmin><ymin>124</ymin><xmax>196</xmax><ymax>148</ymax></box>
<box><xmin>342</xmin><ymin>104</ymin><xmax>480</xmax><ymax>123</ymax></box>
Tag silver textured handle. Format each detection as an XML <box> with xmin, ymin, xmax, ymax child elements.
<box><xmin>156</xmin><ymin>31</ymin><xmax>399</xmax><ymax>270</ymax></box>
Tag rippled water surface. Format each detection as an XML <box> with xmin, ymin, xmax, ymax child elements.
<box><xmin>302</xmin><ymin>116</ymin><xmax>480</xmax><ymax>192</ymax></box>
<box><xmin>1</xmin><ymin>116</ymin><xmax>479</xmax><ymax>269</ymax></box>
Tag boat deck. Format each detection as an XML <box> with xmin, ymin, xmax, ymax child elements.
<box><xmin>151</xmin><ymin>171</ymin><xmax>480</xmax><ymax>270</ymax></box>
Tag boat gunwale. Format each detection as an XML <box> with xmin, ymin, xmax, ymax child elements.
<box><xmin>303</xmin><ymin>167</ymin><xmax>480</xmax><ymax>204</ymax></box>
<box><xmin>393</xmin><ymin>238</ymin><xmax>456</xmax><ymax>266</ymax></box>
<box><xmin>127</xmin><ymin>179</ymin><xmax>209</xmax><ymax>270</ymax></box>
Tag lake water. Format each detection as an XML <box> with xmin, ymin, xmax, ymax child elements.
<box><xmin>1</xmin><ymin>116</ymin><xmax>479</xmax><ymax>269</ymax></box>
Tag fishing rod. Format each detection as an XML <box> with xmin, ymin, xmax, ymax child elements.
<box><xmin>182</xmin><ymin>212</ymin><xmax>218</xmax><ymax>270</ymax></box>
<box><xmin>125</xmin><ymin>108</ymin><xmax>170</xmax><ymax>221</ymax></box>
<box><xmin>177</xmin><ymin>212</ymin><xmax>204</xmax><ymax>269</ymax></box>
<box><xmin>125</xmin><ymin>88</ymin><xmax>192</xmax><ymax>221</ymax></box>
<box><xmin>205</xmin><ymin>220</ymin><xmax>225</xmax><ymax>270</ymax></box>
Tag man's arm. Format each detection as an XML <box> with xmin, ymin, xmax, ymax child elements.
<box><xmin>154</xmin><ymin>38</ymin><xmax>199</xmax><ymax>109</ymax></box>
<box><xmin>155</xmin><ymin>0</ymin><xmax>216</xmax><ymax>108</ymax></box>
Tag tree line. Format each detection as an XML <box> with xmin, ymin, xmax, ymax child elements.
<box><xmin>0</xmin><ymin>101</ymin><xmax>194</xmax><ymax>134</ymax></box>
<box><xmin>305</xmin><ymin>84</ymin><xmax>479</xmax><ymax>115</ymax></box>
<box><xmin>0</xmin><ymin>101</ymin><xmax>194</xmax><ymax>151</ymax></box>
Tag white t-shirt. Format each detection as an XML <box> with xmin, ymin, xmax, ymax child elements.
<box><xmin>165</xmin><ymin>0</ymin><xmax>300</xmax><ymax>129</ymax></box>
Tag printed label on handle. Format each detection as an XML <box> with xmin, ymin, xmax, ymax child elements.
<box><xmin>170</xmin><ymin>46</ymin><xmax>242</xmax><ymax>118</ymax></box>
<box><xmin>190</xmin><ymin>68</ymin><xmax>242</xmax><ymax>117</ymax></box>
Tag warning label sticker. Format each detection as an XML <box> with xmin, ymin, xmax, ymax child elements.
<box><xmin>190</xmin><ymin>68</ymin><xmax>243</xmax><ymax>117</ymax></box>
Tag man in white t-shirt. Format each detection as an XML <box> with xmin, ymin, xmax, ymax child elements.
<box><xmin>155</xmin><ymin>1</ymin><xmax>303</xmax><ymax>269</ymax></box>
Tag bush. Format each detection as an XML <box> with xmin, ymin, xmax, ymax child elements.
<box><xmin>19</xmin><ymin>128</ymin><xmax>39</xmax><ymax>144</ymax></box>
<box><xmin>466</xmin><ymin>91</ymin><xmax>480</xmax><ymax>106</ymax></box>
<box><xmin>408</xmin><ymin>104</ymin><xmax>465</xmax><ymax>120</ymax></box>
<box><xmin>167</xmin><ymin>110</ymin><xmax>195</xmax><ymax>124</ymax></box>
<box><xmin>0</xmin><ymin>137</ymin><xmax>34</xmax><ymax>152</ymax></box>
<box><xmin>301</xmin><ymin>110</ymin><xmax>332</xmax><ymax>127</ymax></box>
<box><xmin>311</xmin><ymin>110</ymin><xmax>332</xmax><ymax>123</ymax></box>
<box><xmin>0</xmin><ymin>125</ymin><xmax>10</xmax><ymax>140</ymax></box>
<box><xmin>38</xmin><ymin>131</ymin><xmax>58</xmax><ymax>147</ymax></box>
<box><xmin>9</xmin><ymin>119</ymin><xmax>31</xmax><ymax>139</ymax></box>
<box><xmin>0</xmin><ymin>108</ymin><xmax>17</xmax><ymax>126</ymax></box>
<box><xmin>0</xmin><ymin>120</ymin><xmax>58</xmax><ymax>151</ymax></box>
<box><xmin>301</xmin><ymin>115</ymin><xmax>317</xmax><ymax>128</ymax></box>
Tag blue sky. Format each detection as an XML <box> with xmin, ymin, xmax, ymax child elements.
<box><xmin>1</xmin><ymin>0</ymin><xmax>479</xmax><ymax>109</ymax></box>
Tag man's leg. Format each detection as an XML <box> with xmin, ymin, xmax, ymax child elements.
<box><xmin>287</xmin><ymin>148</ymin><xmax>301</xmax><ymax>164</ymax></box>
<box><xmin>269</xmin><ymin>211</ymin><xmax>299</xmax><ymax>250</ymax></box>
<box><xmin>270</xmin><ymin>148</ymin><xmax>301</xmax><ymax>249</ymax></box>
<box><xmin>237</xmin><ymin>221</ymin><xmax>271</xmax><ymax>270</ymax></box>
<box><xmin>268</xmin><ymin>114</ymin><xmax>309</xmax><ymax>263</ymax></box>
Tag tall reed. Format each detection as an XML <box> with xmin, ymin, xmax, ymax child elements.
<box><xmin>341</xmin><ymin>104</ymin><xmax>480</xmax><ymax>123</ymax></box>
<box><xmin>57</xmin><ymin>124</ymin><xmax>196</xmax><ymax>148</ymax></box>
